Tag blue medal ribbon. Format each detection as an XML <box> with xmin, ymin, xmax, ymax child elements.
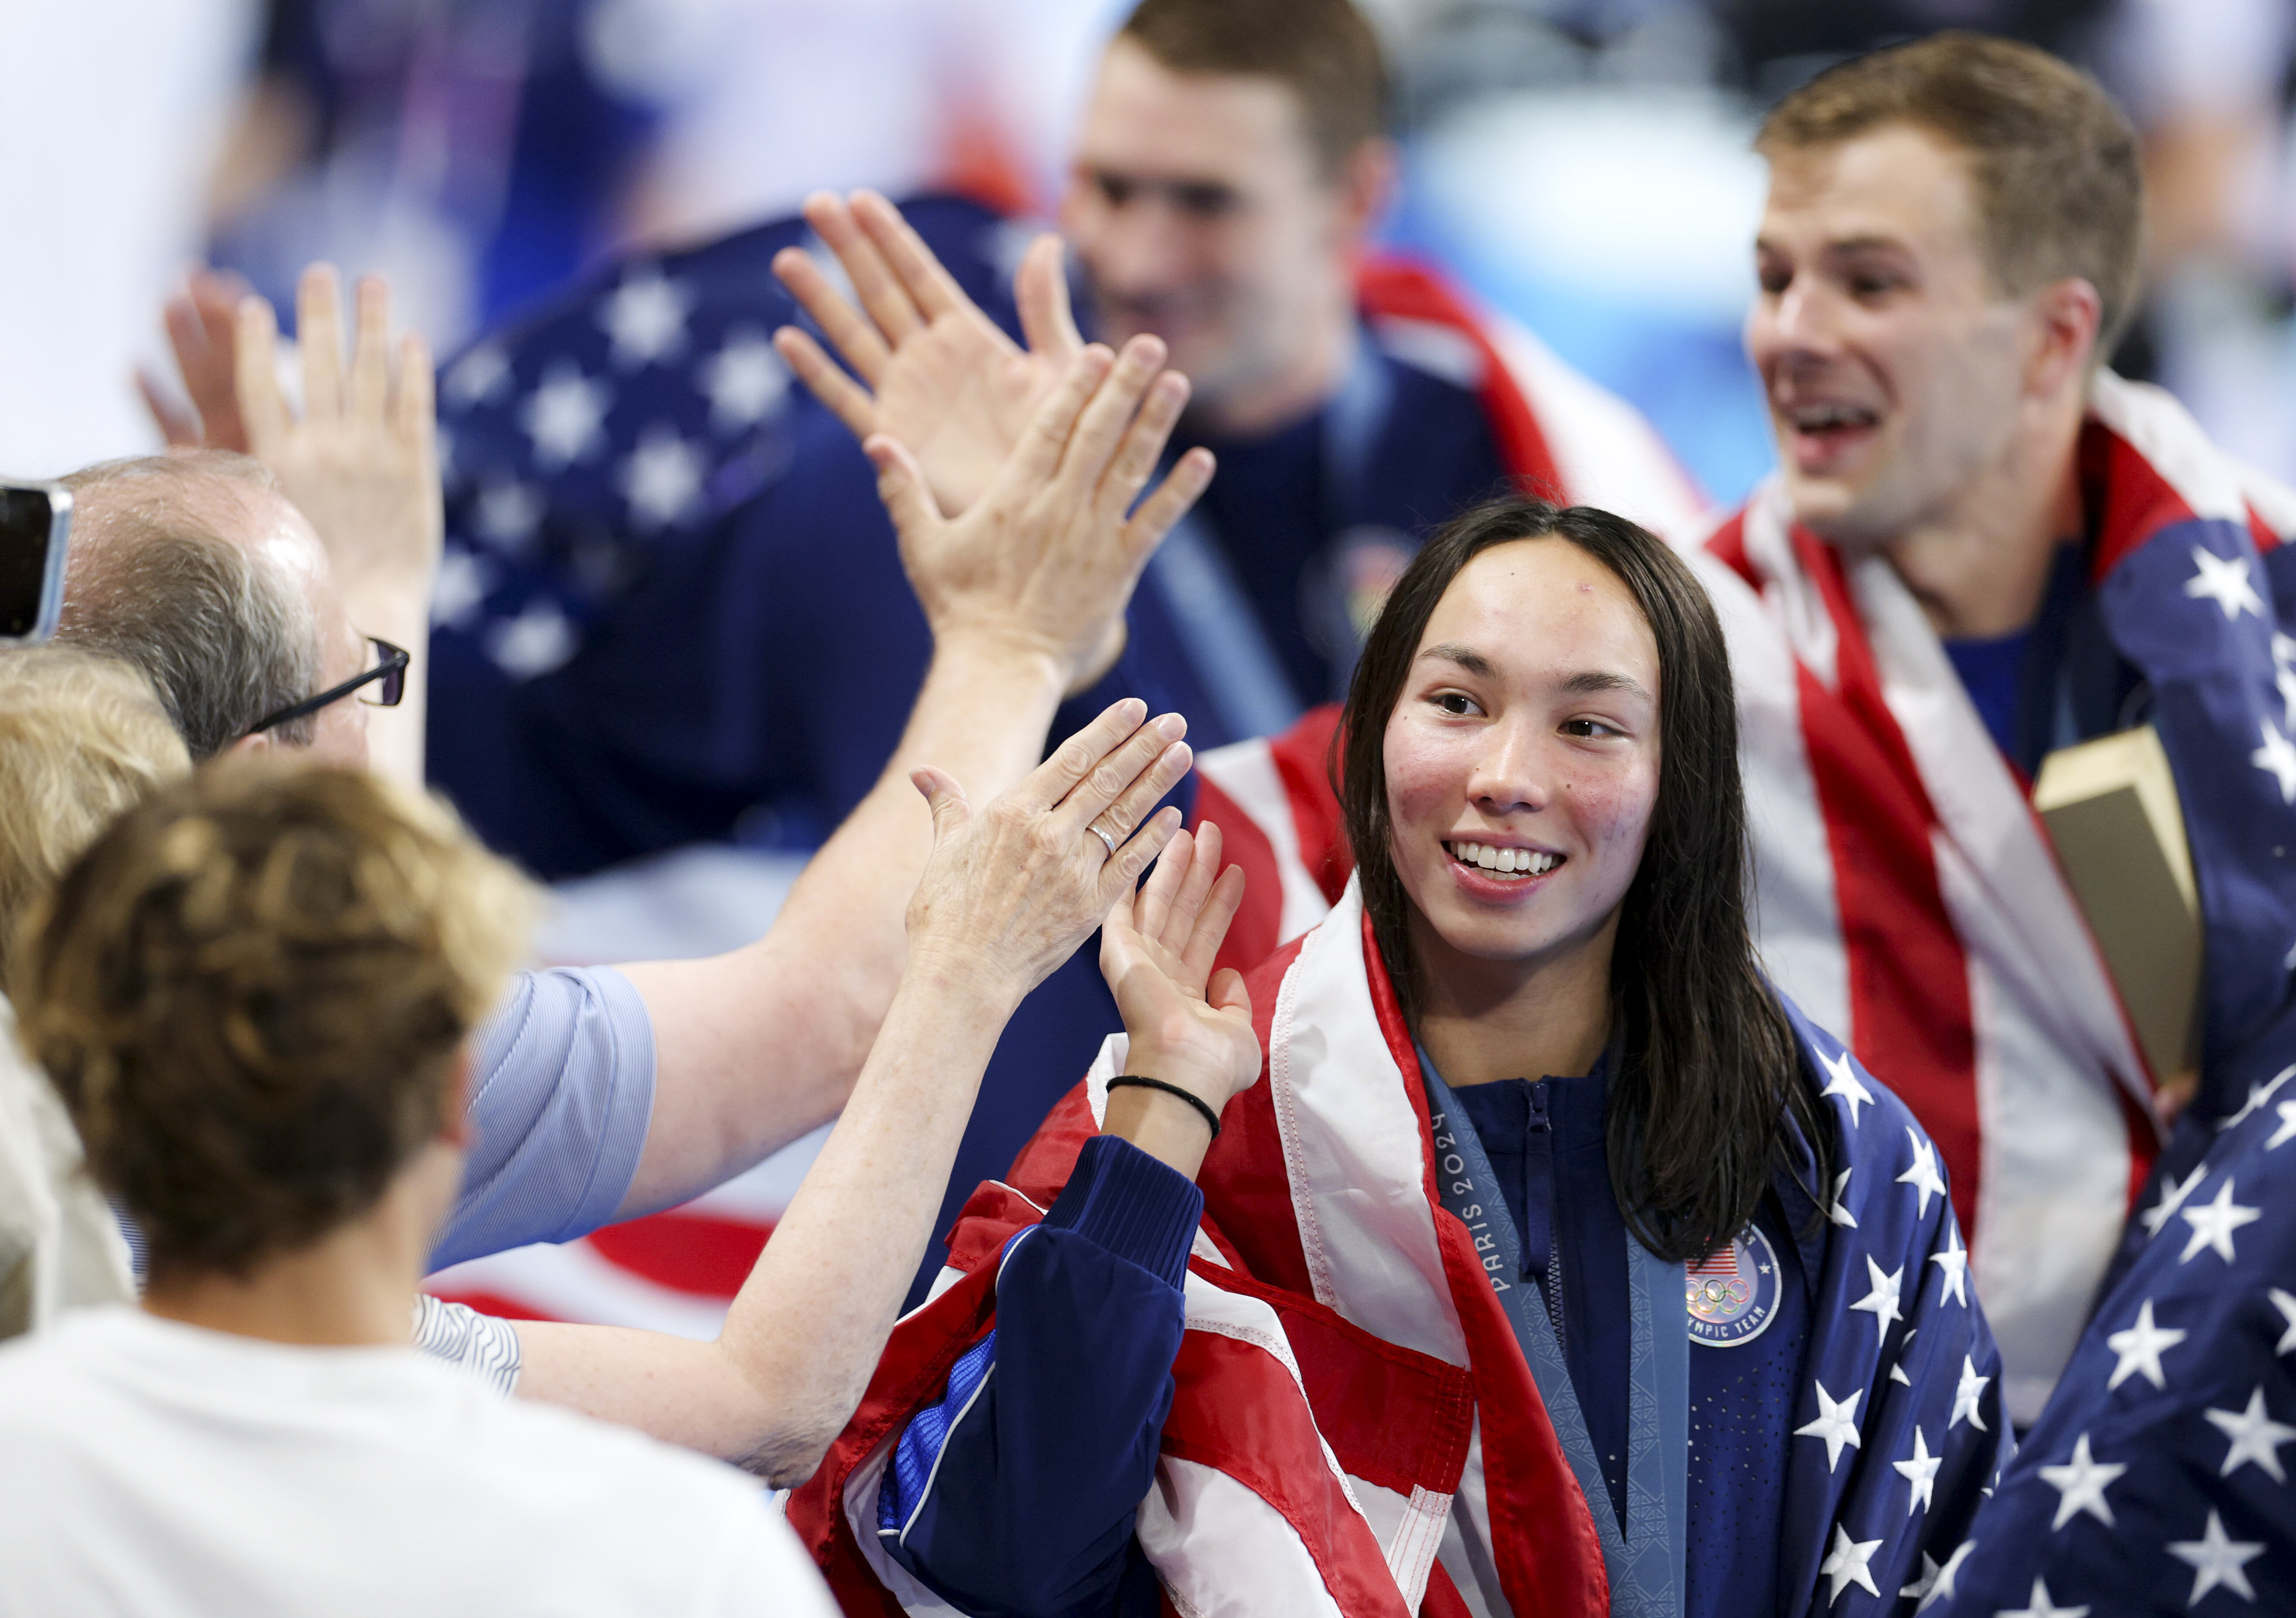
<box><xmin>1421</xmin><ymin>1059</ymin><xmax>1688</xmax><ymax>1618</ymax></box>
<box><xmin>1140</xmin><ymin>328</ymin><xmax>1395</xmax><ymax>742</ymax></box>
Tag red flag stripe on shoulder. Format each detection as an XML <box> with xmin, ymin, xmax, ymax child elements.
<box><xmin>1359</xmin><ymin>912</ymin><xmax>1610</xmax><ymax>1618</ymax></box>
<box><xmin>2081</xmin><ymin>422</ymin><xmax>2200</xmax><ymax>583</ymax></box>
<box><xmin>1196</xmin><ymin>772</ymin><xmax>1288</xmax><ymax>977</ymax></box>
<box><xmin>1357</xmin><ymin>258</ymin><xmax>1564</xmax><ymax>500</ymax></box>
<box><xmin>1195</xmin><ymin>937</ymin><xmax>1319</xmax><ymax>1299</ymax></box>
<box><xmin>1703</xmin><ymin>508</ymin><xmax>1756</xmax><ymax>584</ymax></box>
<box><xmin>1267</xmin><ymin>704</ymin><xmax>1354</xmax><ymax>906</ymax></box>
<box><xmin>1783</xmin><ymin>530</ymin><xmax>1983</xmax><ymax>1238</ymax></box>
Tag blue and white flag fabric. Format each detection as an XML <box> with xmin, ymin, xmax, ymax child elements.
<box><xmin>423</xmin><ymin>194</ymin><xmax>1029</xmax><ymax>872</ymax></box>
<box><xmin>1935</xmin><ymin>1004</ymin><xmax>2296</xmax><ymax>1616</ymax></box>
<box><xmin>1765</xmin><ymin>995</ymin><xmax>2011</xmax><ymax>1616</ymax></box>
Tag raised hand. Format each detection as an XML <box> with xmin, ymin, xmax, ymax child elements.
<box><xmin>773</xmin><ymin>190</ymin><xmax>1086</xmax><ymax>518</ymax></box>
<box><xmin>1100</xmin><ymin>821</ymin><xmax>1259</xmax><ymax>1122</ymax></box>
<box><xmin>233</xmin><ymin>265</ymin><xmax>441</xmax><ymax>609</ymax></box>
<box><xmin>140</xmin><ymin>268</ymin><xmax>256</xmax><ymax>452</ymax></box>
<box><xmin>904</xmin><ymin>697</ymin><xmax>1196</xmax><ymax>1006</ymax></box>
<box><xmin>866</xmin><ymin>333</ymin><xmax>1215</xmax><ymax>693</ymax></box>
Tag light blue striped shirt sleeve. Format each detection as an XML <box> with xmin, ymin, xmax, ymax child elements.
<box><xmin>427</xmin><ymin>965</ymin><xmax>656</xmax><ymax>1273</ymax></box>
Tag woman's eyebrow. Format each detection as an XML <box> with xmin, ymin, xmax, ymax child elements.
<box><xmin>1415</xmin><ymin>641</ymin><xmax>1496</xmax><ymax>677</ymax></box>
<box><xmin>1560</xmin><ymin>669</ymin><xmax>1653</xmax><ymax>702</ymax></box>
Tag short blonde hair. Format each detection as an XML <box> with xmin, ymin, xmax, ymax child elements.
<box><xmin>0</xmin><ymin>646</ymin><xmax>190</xmax><ymax>977</ymax></box>
<box><xmin>16</xmin><ymin>761</ymin><xmax>537</xmax><ymax>1281</ymax></box>
<box><xmin>1758</xmin><ymin>34</ymin><xmax>2144</xmax><ymax>356</ymax></box>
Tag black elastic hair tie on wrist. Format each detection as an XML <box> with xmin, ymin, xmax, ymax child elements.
<box><xmin>1106</xmin><ymin>1075</ymin><xmax>1222</xmax><ymax>1141</ymax></box>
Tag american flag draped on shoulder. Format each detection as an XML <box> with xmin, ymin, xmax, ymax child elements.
<box><xmin>1933</xmin><ymin>1004</ymin><xmax>2296</xmax><ymax>1616</ymax></box>
<box><xmin>787</xmin><ymin>881</ymin><xmax>2006</xmax><ymax>1618</ymax></box>
<box><xmin>1192</xmin><ymin>373</ymin><xmax>2296</xmax><ymax>1426</ymax></box>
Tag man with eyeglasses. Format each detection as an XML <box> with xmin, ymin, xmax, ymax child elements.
<box><xmin>57</xmin><ymin>261</ymin><xmax>1214</xmax><ymax>1310</ymax></box>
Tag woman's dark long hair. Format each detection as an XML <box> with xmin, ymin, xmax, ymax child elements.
<box><xmin>1338</xmin><ymin>495</ymin><xmax>1832</xmax><ymax>1263</ymax></box>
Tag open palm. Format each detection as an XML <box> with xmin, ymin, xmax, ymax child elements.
<box><xmin>774</xmin><ymin>191</ymin><xmax>1084</xmax><ymax>517</ymax></box>
<box><xmin>1100</xmin><ymin>824</ymin><xmax>1261</xmax><ymax>1111</ymax></box>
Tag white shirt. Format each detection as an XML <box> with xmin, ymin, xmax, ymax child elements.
<box><xmin>0</xmin><ymin>1307</ymin><xmax>838</xmax><ymax>1618</ymax></box>
<box><xmin>0</xmin><ymin>999</ymin><xmax>135</xmax><ymax>1340</ymax></box>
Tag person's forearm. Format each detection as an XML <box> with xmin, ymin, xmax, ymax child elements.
<box><xmin>345</xmin><ymin>574</ymin><xmax>432</xmax><ymax>793</ymax></box>
<box><xmin>511</xmin><ymin>954</ymin><xmax>1020</xmax><ymax>1481</ymax></box>
<box><xmin>613</xmin><ymin>632</ymin><xmax>1066</xmax><ymax>1213</ymax></box>
<box><xmin>884</xmin><ymin>1134</ymin><xmax>1200</xmax><ymax>1610</ymax></box>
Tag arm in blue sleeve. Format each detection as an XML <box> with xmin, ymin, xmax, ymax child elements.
<box><xmin>427</xmin><ymin>965</ymin><xmax>656</xmax><ymax>1272</ymax></box>
<box><xmin>876</xmin><ymin>1134</ymin><xmax>1204</xmax><ymax>1618</ymax></box>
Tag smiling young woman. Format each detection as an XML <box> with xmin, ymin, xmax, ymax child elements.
<box><xmin>1342</xmin><ymin>503</ymin><xmax>1827</xmax><ymax>1270</ymax></box>
<box><xmin>793</xmin><ymin>496</ymin><xmax>2010</xmax><ymax>1618</ymax></box>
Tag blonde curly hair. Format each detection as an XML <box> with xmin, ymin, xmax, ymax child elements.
<box><xmin>14</xmin><ymin>761</ymin><xmax>537</xmax><ymax>1280</ymax></box>
<box><xmin>0</xmin><ymin>646</ymin><xmax>190</xmax><ymax>980</ymax></box>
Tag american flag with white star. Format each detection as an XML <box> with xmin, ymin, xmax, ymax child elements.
<box><xmin>428</xmin><ymin>195</ymin><xmax>1030</xmax><ymax>688</ymax></box>
<box><xmin>1933</xmin><ymin>1007</ymin><xmax>2296</xmax><ymax>1615</ymax></box>
<box><xmin>1757</xmin><ymin>999</ymin><xmax>2012</xmax><ymax>1616</ymax></box>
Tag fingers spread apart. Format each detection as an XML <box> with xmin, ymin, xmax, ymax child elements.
<box><xmin>850</xmin><ymin>190</ymin><xmax>982</xmax><ymax>331</ymax></box>
<box><xmin>1122</xmin><ymin>448</ymin><xmax>1217</xmax><ymax>566</ymax></box>
<box><xmin>1050</xmin><ymin>335</ymin><xmax>1167</xmax><ymax>498</ymax></box>
<box><xmin>798</xmin><ymin>191</ymin><xmax>925</xmax><ymax>350</ymax></box>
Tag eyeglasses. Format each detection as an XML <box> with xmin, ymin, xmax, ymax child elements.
<box><xmin>243</xmin><ymin>638</ymin><xmax>410</xmax><ymax>737</ymax></box>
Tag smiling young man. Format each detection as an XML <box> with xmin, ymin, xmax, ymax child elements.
<box><xmin>1698</xmin><ymin>33</ymin><xmax>2296</xmax><ymax>1423</ymax></box>
<box><xmin>1189</xmin><ymin>33</ymin><xmax>2296</xmax><ymax>1426</ymax></box>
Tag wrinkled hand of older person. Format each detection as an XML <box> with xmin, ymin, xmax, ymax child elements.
<box><xmin>864</xmin><ymin>327</ymin><xmax>1212</xmax><ymax>696</ymax></box>
<box><xmin>903</xmin><ymin>697</ymin><xmax>1194</xmax><ymax>1009</ymax></box>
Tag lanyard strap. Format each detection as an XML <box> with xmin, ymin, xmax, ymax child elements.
<box><xmin>1422</xmin><ymin>1063</ymin><xmax>1687</xmax><ymax>1618</ymax></box>
<box><xmin>1144</xmin><ymin>514</ymin><xmax>1305</xmax><ymax>743</ymax></box>
<box><xmin>1140</xmin><ymin>328</ymin><xmax>1394</xmax><ymax>744</ymax></box>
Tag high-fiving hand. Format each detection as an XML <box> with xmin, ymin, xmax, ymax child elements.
<box><xmin>147</xmin><ymin>266</ymin><xmax>442</xmax><ymax>606</ymax></box>
<box><xmin>905</xmin><ymin>697</ymin><xmax>1196</xmax><ymax>1009</ymax></box>
<box><xmin>142</xmin><ymin>263</ymin><xmax>443</xmax><ymax>789</ymax></box>
<box><xmin>1099</xmin><ymin>821</ymin><xmax>1261</xmax><ymax>1167</ymax></box>
<box><xmin>773</xmin><ymin>191</ymin><xmax>1087</xmax><ymax>520</ymax></box>
<box><xmin>141</xmin><ymin>269</ymin><xmax>254</xmax><ymax>455</ymax></box>
<box><xmin>865</xmin><ymin>326</ymin><xmax>1213</xmax><ymax>695</ymax></box>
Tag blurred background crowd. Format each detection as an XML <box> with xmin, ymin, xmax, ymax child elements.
<box><xmin>14</xmin><ymin>0</ymin><xmax>2296</xmax><ymax>503</ymax></box>
<box><xmin>9</xmin><ymin>0</ymin><xmax>2294</xmax><ymax>1338</ymax></box>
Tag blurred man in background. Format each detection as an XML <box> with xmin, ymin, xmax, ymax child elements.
<box><xmin>1707</xmin><ymin>33</ymin><xmax>2296</xmax><ymax>1422</ymax></box>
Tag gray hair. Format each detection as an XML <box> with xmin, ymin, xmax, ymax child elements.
<box><xmin>54</xmin><ymin>453</ymin><xmax>322</xmax><ymax>759</ymax></box>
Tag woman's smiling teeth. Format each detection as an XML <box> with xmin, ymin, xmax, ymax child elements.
<box><xmin>1447</xmin><ymin>841</ymin><xmax>1561</xmax><ymax>878</ymax></box>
